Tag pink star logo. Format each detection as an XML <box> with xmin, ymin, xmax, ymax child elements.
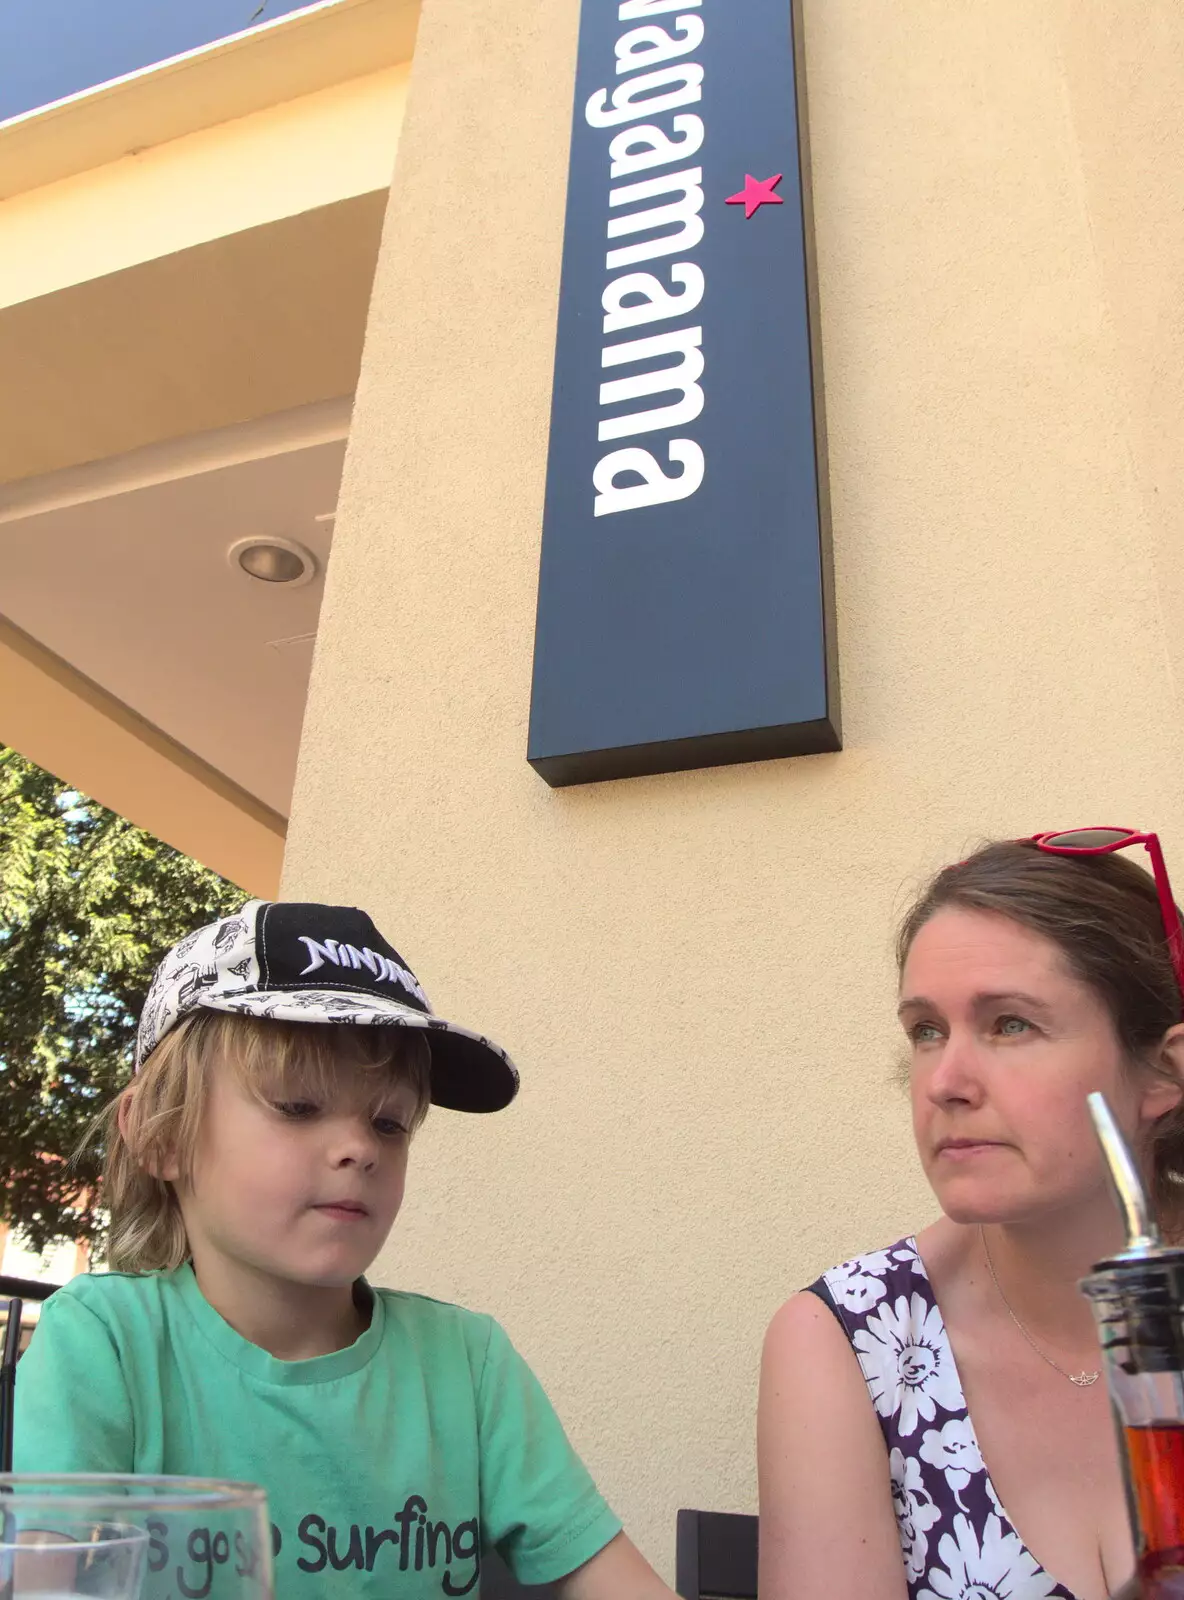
<box><xmin>725</xmin><ymin>173</ymin><xmax>784</xmax><ymax>220</ymax></box>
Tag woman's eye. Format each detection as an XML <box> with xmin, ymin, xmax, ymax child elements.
<box><xmin>997</xmin><ymin>1015</ymin><xmax>1032</xmax><ymax>1037</ymax></box>
<box><xmin>908</xmin><ymin>1022</ymin><xmax>943</xmax><ymax>1045</ymax></box>
<box><xmin>273</xmin><ymin>1101</ymin><xmax>318</xmax><ymax>1120</ymax></box>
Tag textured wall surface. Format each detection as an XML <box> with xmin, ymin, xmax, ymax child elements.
<box><xmin>282</xmin><ymin>0</ymin><xmax>1184</xmax><ymax>1575</ymax></box>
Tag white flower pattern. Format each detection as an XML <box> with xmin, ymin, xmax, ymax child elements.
<box><xmin>829</xmin><ymin>1260</ymin><xmax>888</xmax><ymax>1314</ymax></box>
<box><xmin>920</xmin><ymin>1418</ymin><xmax>985</xmax><ymax>1508</ymax></box>
<box><xmin>828</xmin><ymin>1246</ymin><xmax>922</xmax><ymax>1313</ymax></box>
<box><xmin>820</xmin><ymin>1239</ymin><xmax>1077</xmax><ymax>1600</ymax></box>
<box><xmin>853</xmin><ymin>1292</ymin><xmax>964</xmax><ymax>1437</ymax></box>
<box><xmin>890</xmin><ymin>1448</ymin><xmax>942</xmax><ymax>1580</ymax></box>
<box><xmin>918</xmin><ymin>1514</ymin><xmax>1062</xmax><ymax>1600</ymax></box>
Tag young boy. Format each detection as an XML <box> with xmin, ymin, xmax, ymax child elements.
<box><xmin>16</xmin><ymin>899</ymin><xmax>674</xmax><ymax>1598</ymax></box>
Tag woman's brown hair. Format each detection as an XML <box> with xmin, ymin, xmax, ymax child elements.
<box><xmin>898</xmin><ymin>839</ymin><xmax>1184</xmax><ymax>1235</ymax></box>
<box><xmin>97</xmin><ymin>1010</ymin><xmax>432</xmax><ymax>1273</ymax></box>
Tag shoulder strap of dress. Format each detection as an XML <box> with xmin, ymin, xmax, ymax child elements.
<box><xmin>817</xmin><ymin>1238</ymin><xmax>931</xmax><ymax>1338</ymax></box>
<box><xmin>801</xmin><ymin>1277</ymin><xmax>844</xmax><ymax>1331</ymax></box>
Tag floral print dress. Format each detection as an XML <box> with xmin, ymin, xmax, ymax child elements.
<box><xmin>811</xmin><ymin>1237</ymin><xmax>1077</xmax><ymax>1600</ymax></box>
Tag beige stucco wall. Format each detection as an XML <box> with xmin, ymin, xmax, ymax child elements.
<box><xmin>282</xmin><ymin>0</ymin><xmax>1184</xmax><ymax>1576</ymax></box>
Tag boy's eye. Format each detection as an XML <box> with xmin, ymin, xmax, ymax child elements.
<box><xmin>372</xmin><ymin>1115</ymin><xmax>410</xmax><ymax>1139</ymax></box>
<box><xmin>273</xmin><ymin>1101</ymin><xmax>319</xmax><ymax>1120</ymax></box>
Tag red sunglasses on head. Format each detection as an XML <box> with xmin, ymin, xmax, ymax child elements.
<box><xmin>1028</xmin><ymin>828</ymin><xmax>1184</xmax><ymax>1014</ymax></box>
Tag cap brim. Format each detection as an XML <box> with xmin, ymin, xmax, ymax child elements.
<box><xmin>195</xmin><ymin>991</ymin><xmax>519</xmax><ymax>1113</ymax></box>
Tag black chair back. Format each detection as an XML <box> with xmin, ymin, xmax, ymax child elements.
<box><xmin>0</xmin><ymin>1277</ymin><xmax>59</xmax><ymax>1470</ymax></box>
<box><xmin>480</xmin><ymin>1546</ymin><xmax>559</xmax><ymax>1597</ymax></box>
<box><xmin>675</xmin><ymin>1508</ymin><xmax>758</xmax><ymax>1600</ymax></box>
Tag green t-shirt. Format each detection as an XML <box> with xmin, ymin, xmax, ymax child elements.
<box><xmin>15</xmin><ymin>1268</ymin><xmax>620</xmax><ymax>1597</ymax></box>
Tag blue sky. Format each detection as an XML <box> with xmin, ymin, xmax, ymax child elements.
<box><xmin>1</xmin><ymin>0</ymin><xmax>316</xmax><ymax>122</ymax></box>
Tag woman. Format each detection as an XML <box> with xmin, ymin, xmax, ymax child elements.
<box><xmin>758</xmin><ymin>831</ymin><xmax>1184</xmax><ymax>1600</ymax></box>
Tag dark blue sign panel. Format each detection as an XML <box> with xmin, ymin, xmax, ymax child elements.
<box><xmin>528</xmin><ymin>0</ymin><xmax>839</xmax><ymax>787</ymax></box>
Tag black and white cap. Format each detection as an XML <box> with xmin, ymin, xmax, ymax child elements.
<box><xmin>135</xmin><ymin>900</ymin><xmax>519</xmax><ymax>1113</ymax></box>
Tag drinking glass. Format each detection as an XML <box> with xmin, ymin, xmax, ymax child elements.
<box><xmin>0</xmin><ymin>1516</ymin><xmax>146</xmax><ymax>1598</ymax></box>
<box><xmin>0</xmin><ymin>1479</ymin><xmax>272</xmax><ymax>1600</ymax></box>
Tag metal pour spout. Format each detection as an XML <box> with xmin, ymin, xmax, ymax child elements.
<box><xmin>1087</xmin><ymin>1091</ymin><xmax>1163</xmax><ymax>1259</ymax></box>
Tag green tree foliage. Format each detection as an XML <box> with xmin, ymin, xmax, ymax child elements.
<box><xmin>0</xmin><ymin>748</ymin><xmax>243</xmax><ymax>1256</ymax></box>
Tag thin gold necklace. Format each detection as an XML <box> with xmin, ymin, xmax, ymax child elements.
<box><xmin>979</xmin><ymin>1226</ymin><xmax>1100</xmax><ymax>1388</ymax></box>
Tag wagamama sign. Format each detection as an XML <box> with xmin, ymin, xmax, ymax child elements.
<box><xmin>528</xmin><ymin>0</ymin><xmax>839</xmax><ymax>787</ymax></box>
<box><xmin>587</xmin><ymin>1</ymin><xmax>707</xmax><ymax>519</ymax></box>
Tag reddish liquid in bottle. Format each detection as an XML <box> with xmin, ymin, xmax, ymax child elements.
<box><xmin>1127</xmin><ymin>1423</ymin><xmax>1184</xmax><ymax>1598</ymax></box>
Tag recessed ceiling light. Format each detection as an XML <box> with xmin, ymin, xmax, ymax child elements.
<box><xmin>227</xmin><ymin>537</ymin><xmax>318</xmax><ymax>588</ymax></box>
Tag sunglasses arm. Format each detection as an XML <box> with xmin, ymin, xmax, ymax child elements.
<box><xmin>1144</xmin><ymin>834</ymin><xmax>1184</xmax><ymax>1015</ymax></box>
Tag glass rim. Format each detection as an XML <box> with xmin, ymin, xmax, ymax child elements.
<box><xmin>0</xmin><ymin>1475</ymin><xmax>268</xmax><ymax>1512</ymax></box>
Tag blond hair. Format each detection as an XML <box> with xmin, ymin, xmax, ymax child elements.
<box><xmin>98</xmin><ymin>1011</ymin><xmax>432</xmax><ymax>1273</ymax></box>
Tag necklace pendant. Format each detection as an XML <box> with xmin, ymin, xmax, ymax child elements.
<box><xmin>1071</xmin><ymin>1371</ymin><xmax>1101</xmax><ymax>1387</ymax></box>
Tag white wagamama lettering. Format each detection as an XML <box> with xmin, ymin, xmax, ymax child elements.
<box><xmin>593</xmin><ymin>443</ymin><xmax>705</xmax><ymax>516</ymax></box>
<box><xmin>609</xmin><ymin>115</ymin><xmax>703</xmax><ymax>179</ymax></box>
<box><xmin>602</xmin><ymin>264</ymin><xmax>704</xmax><ymax>333</ymax></box>
<box><xmin>615</xmin><ymin>16</ymin><xmax>704</xmax><ymax>73</ymax></box>
<box><xmin>606</xmin><ymin>167</ymin><xmax>704</xmax><ymax>275</ymax></box>
<box><xmin>598</xmin><ymin>325</ymin><xmax>704</xmax><ymax>441</ymax></box>
<box><xmin>585</xmin><ymin>63</ymin><xmax>702</xmax><ymax>128</ymax></box>
<box><xmin>586</xmin><ymin>3</ymin><xmax>706</xmax><ymax>516</ymax></box>
<box><xmin>619</xmin><ymin>0</ymin><xmax>701</xmax><ymax>18</ymax></box>
<box><xmin>606</xmin><ymin>166</ymin><xmax>704</xmax><ymax>270</ymax></box>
